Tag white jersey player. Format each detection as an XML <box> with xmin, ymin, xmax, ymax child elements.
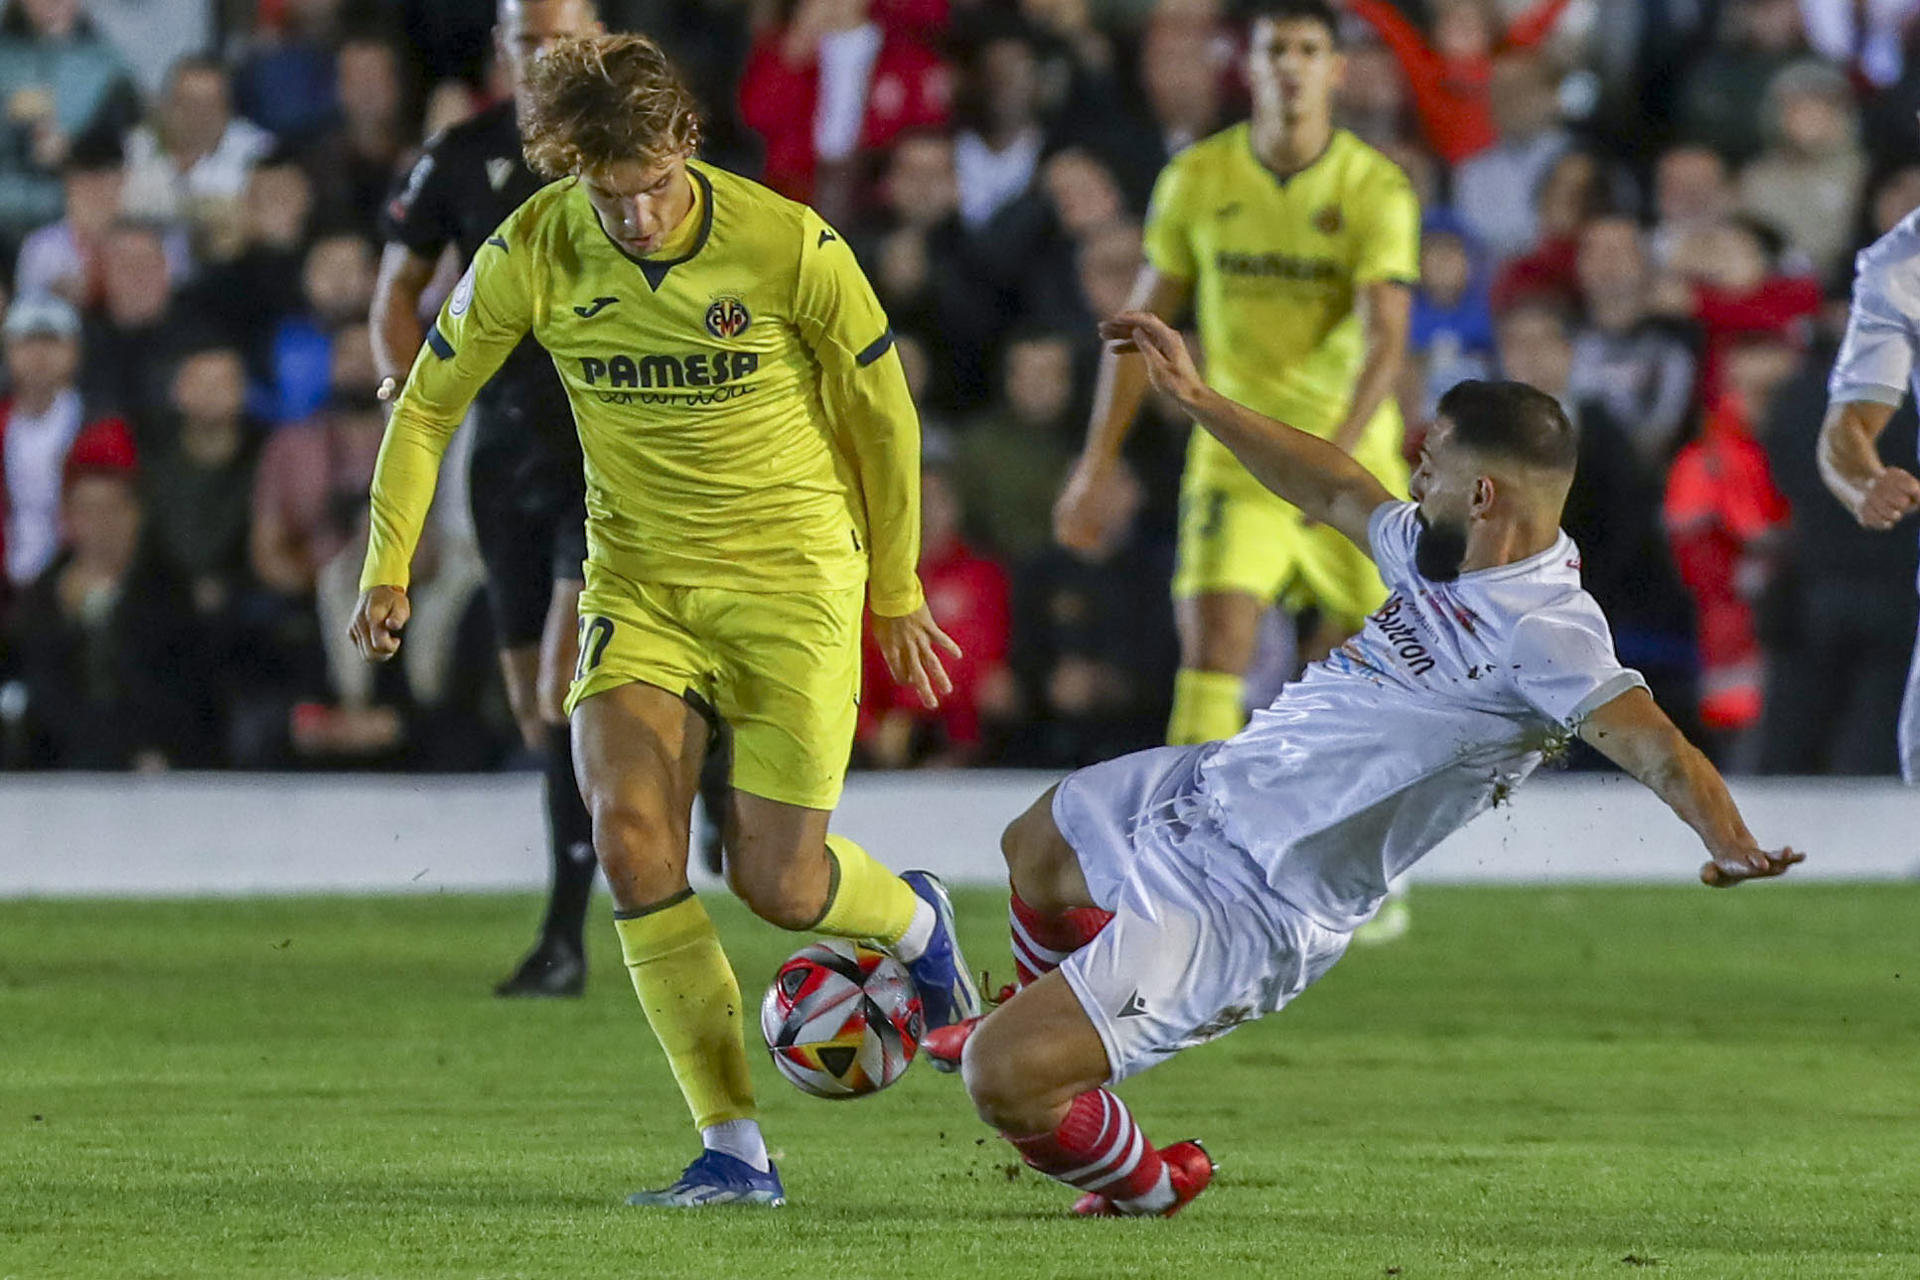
<box><xmin>922</xmin><ymin>310</ymin><xmax>1805</xmax><ymax>1221</ymax></box>
<box><xmin>1820</xmin><ymin>206</ymin><xmax>1920</xmax><ymax>781</ymax></box>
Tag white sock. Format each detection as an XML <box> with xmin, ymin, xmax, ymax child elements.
<box><xmin>1112</xmin><ymin>1165</ymin><xmax>1176</xmax><ymax>1215</ymax></box>
<box><xmin>701</xmin><ymin>1119</ymin><xmax>770</xmax><ymax>1172</ymax></box>
<box><xmin>891</xmin><ymin>898</ymin><xmax>938</xmax><ymax>962</ymax></box>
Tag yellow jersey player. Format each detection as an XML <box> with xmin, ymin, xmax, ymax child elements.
<box><xmin>347</xmin><ymin>34</ymin><xmax>980</xmax><ymax>1207</ymax></box>
<box><xmin>1055</xmin><ymin>0</ymin><xmax>1419</xmax><ymax>748</ymax></box>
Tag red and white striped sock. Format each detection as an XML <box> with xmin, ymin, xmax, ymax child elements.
<box><xmin>1005</xmin><ymin>1088</ymin><xmax>1175</xmax><ymax>1213</ymax></box>
<box><xmin>1008</xmin><ymin>890</ymin><xmax>1112</xmax><ymax>987</ymax></box>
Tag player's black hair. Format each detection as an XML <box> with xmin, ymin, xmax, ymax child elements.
<box><xmin>1435</xmin><ymin>380</ymin><xmax>1578</xmax><ymax>473</ymax></box>
<box><xmin>1242</xmin><ymin>0</ymin><xmax>1342</xmax><ymax>44</ymax></box>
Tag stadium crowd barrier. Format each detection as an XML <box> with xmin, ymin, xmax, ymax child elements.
<box><xmin>0</xmin><ymin>772</ymin><xmax>1913</xmax><ymax>897</ymax></box>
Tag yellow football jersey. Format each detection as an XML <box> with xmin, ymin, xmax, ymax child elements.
<box><xmin>1143</xmin><ymin>125</ymin><xmax>1419</xmax><ymax>472</ymax></box>
<box><xmin>361</xmin><ymin>159</ymin><xmax>925</xmax><ymax>618</ymax></box>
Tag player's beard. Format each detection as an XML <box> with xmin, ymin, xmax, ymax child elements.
<box><xmin>1414</xmin><ymin>510</ymin><xmax>1468</xmax><ymax>582</ymax></box>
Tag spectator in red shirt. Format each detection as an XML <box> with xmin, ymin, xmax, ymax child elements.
<box><xmin>739</xmin><ymin>0</ymin><xmax>949</xmax><ymax>213</ymax></box>
<box><xmin>1341</xmin><ymin>0</ymin><xmax>1574</xmax><ymax>165</ymax></box>
<box><xmin>1659</xmin><ymin>215</ymin><xmax>1820</xmax><ymax>404</ymax></box>
<box><xmin>1663</xmin><ymin>332</ymin><xmax>1796</xmax><ymax>753</ymax></box>
<box><xmin>858</xmin><ymin>453</ymin><xmax>1012</xmax><ymax>768</ymax></box>
<box><xmin>1489</xmin><ymin>148</ymin><xmax>1627</xmax><ymax>313</ymax></box>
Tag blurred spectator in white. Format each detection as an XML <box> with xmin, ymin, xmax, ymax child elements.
<box><xmin>0</xmin><ymin>0</ymin><xmax>140</xmax><ymax>246</ymax></box>
<box><xmin>80</xmin><ymin>221</ymin><xmax>185</xmax><ymax>442</ymax></box>
<box><xmin>84</xmin><ymin>0</ymin><xmax>213</xmax><ymax>99</ymax></box>
<box><xmin>1569</xmin><ymin>214</ymin><xmax>1700</xmax><ymax>466</ymax></box>
<box><xmin>1</xmin><ymin>295</ymin><xmax>135</xmax><ymax>596</ymax></box>
<box><xmin>6</xmin><ymin>454</ymin><xmax>211</xmax><ymax>769</ymax></box>
<box><xmin>954</xmin><ymin>22</ymin><xmax>1048</xmax><ymax>231</ymax></box>
<box><xmin>260</xmin><ymin>230</ymin><xmax>375</xmax><ymax>424</ymax></box>
<box><xmin>12</xmin><ymin>126</ymin><xmax>123</xmax><ymax>306</ymax></box>
<box><xmin>1799</xmin><ymin>0</ymin><xmax>1918</xmax><ymax>87</ymax></box>
<box><xmin>121</xmin><ymin>56</ymin><xmax>273</xmax><ymax>254</ymax></box>
<box><xmin>250</xmin><ymin>321</ymin><xmax>382</xmax><ymax>597</ymax></box>
<box><xmin>302</xmin><ymin>36</ymin><xmax>412</xmax><ymax>241</ymax></box>
<box><xmin>1738</xmin><ymin>60</ymin><xmax>1866</xmax><ymax>277</ymax></box>
<box><xmin>1453</xmin><ymin>53</ymin><xmax>1570</xmax><ymax>262</ymax></box>
<box><xmin>739</xmin><ymin>0</ymin><xmax>949</xmax><ymax>209</ymax></box>
<box><xmin>1678</xmin><ymin>0</ymin><xmax>1806</xmax><ymax>165</ymax></box>
<box><xmin>1008</xmin><ymin>460</ymin><xmax>1176</xmax><ymax>767</ymax></box>
<box><xmin>1650</xmin><ymin>143</ymin><xmax>1735</xmax><ymax>267</ymax></box>
<box><xmin>956</xmin><ymin>328</ymin><xmax>1081</xmax><ymax>560</ymax></box>
<box><xmin>1408</xmin><ymin>213</ymin><xmax>1495</xmax><ymax>422</ymax></box>
<box><xmin>142</xmin><ymin>343</ymin><xmax>261</xmax><ymax>622</ymax></box>
<box><xmin>234</xmin><ymin>0</ymin><xmax>343</xmax><ymax>141</ymax></box>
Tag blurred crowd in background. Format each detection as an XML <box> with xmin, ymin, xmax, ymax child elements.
<box><xmin>0</xmin><ymin>0</ymin><xmax>1916</xmax><ymax>776</ymax></box>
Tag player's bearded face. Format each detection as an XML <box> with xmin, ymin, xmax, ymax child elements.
<box><xmin>1409</xmin><ymin>427</ymin><xmax>1471</xmax><ymax>582</ymax></box>
<box><xmin>1413</xmin><ymin>509</ymin><xmax>1469</xmax><ymax>582</ymax></box>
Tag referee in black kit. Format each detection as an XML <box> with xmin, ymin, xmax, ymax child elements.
<box><xmin>369</xmin><ymin>0</ymin><xmax>726</xmax><ymax>996</ymax></box>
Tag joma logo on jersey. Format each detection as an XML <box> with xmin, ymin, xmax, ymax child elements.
<box><xmin>577</xmin><ymin>351</ymin><xmax>760</xmax><ymax>388</ymax></box>
<box><xmin>1213</xmin><ymin>250</ymin><xmax>1341</xmax><ymax>283</ymax></box>
<box><xmin>704</xmin><ymin>297</ymin><xmax>751</xmax><ymax>339</ymax></box>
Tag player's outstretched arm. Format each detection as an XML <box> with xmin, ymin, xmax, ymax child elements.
<box><xmin>1102</xmin><ymin>310</ymin><xmax>1394</xmax><ymax>554</ymax></box>
<box><xmin>1576</xmin><ymin>686</ymin><xmax>1805</xmax><ymax>887</ymax></box>
<box><xmin>1818</xmin><ymin>399</ymin><xmax>1920</xmax><ymax>530</ymax></box>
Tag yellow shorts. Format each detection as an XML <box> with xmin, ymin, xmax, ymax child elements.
<box><xmin>565</xmin><ymin>569</ymin><xmax>865</xmax><ymax>811</ymax></box>
<box><xmin>1171</xmin><ymin>428</ymin><xmax>1408</xmax><ymax>629</ymax></box>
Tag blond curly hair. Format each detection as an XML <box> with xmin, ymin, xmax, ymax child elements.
<box><xmin>520</xmin><ymin>34</ymin><xmax>702</xmax><ymax>179</ymax></box>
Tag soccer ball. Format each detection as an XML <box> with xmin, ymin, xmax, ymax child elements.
<box><xmin>760</xmin><ymin>939</ymin><xmax>923</xmax><ymax>1098</ymax></box>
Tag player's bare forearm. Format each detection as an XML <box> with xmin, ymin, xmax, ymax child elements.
<box><xmin>1331</xmin><ymin>282</ymin><xmax>1412</xmax><ymax>454</ymax></box>
<box><xmin>1074</xmin><ymin>267</ymin><xmax>1191</xmax><ymax>470</ymax></box>
<box><xmin>1577</xmin><ymin>687</ymin><xmax>1803</xmax><ymax>885</ymax></box>
<box><xmin>1183</xmin><ymin>385</ymin><xmax>1394</xmax><ymax>543</ymax></box>
<box><xmin>1818</xmin><ymin>400</ymin><xmax>1920</xmax><ymax>529</ymax></box>
<box><xmin>371</xmin><ymin>244</ymin><xmax>437</xmax><ymax>389</ymax></box>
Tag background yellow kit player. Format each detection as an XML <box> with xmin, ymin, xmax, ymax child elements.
<box><xmin>347</xmin><ymin>34</ymin><xmax>979</xmax><ymax>1207</ymax></box>
<box><xmin>1054</xmin><ymin>0</ymin><xmax>1420</xmax><ymax>749</ymax></box>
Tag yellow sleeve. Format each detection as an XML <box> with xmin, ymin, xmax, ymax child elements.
<box><xmin>793</xmin><ymin>207</ymin><xmax>925</xmax><ymax>618</ymax></box>
<box><xmin>360</xmin><ymin>224</ymin><xmax>537</xmax><ymax>590</ymax></box>
<box><xmin>1351</xmin><ymin>160</ymin><xmax>1421</xmax><ymax>288</ymax></box>
<box><xmin>1141</xmin><ymin>151</ymin><xmax>1199</xmax><ymax>282</ymax></box>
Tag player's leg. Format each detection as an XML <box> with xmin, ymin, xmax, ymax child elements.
<box><xmin>1001</xmin><ymin>786</ymin><xmax>1112</xmax><ymax>990</ymax></box>
<box><xmin>963</xmin><ymin>973</ymin><xmax>1211</xmax><ymax>1217</ymax></box>
<box><xmin>1167</xmin><ymin>479</ymin><xmax>1292</xmax><ymax>745</ymax></box>
<box><xmin>573</xmin><ymin>679</ymin><xmax>781</xmax><ymax>1205</ymax></box>
<box><xmin>707</xmin><ymin>584</ymin><xmax>978</xmax><ymax>1026</ymax></box>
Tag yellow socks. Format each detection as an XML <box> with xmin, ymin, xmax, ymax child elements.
<box><xmin>810</xmin><ymin>835</ymin><xmax>920</xmax><ymax>949</ymax></box>
<box><xmin>613</xmin><ymin>891</ymin><xmax>755</xmax><ymax>1131</ymax></box>
<box><xmin>1167</xmin><ymin>668</ymin><xmax>1247</xmax><ymax>745</ymax></box>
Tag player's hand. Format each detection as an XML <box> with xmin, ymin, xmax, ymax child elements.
<box><xmin>1053</xmin><ymin>457</ymin><xmax>1113</xmax><ymax>551</ymax></box>
<box><xmin>1855</xmin><ymin>466</ymin><xmax>1920</xmax><ymax>530</ymax></box>
<box><xmin>350</xmin><ymin>585</ymin><xmax>411</xmax><ymax>662</ymax></box>
<box><xmin>1699</xmin><ymin>845</ymin><xmax>1805</xmax><ymax>888</ymax></box>
<box><xmin>1099</xmin><ymin>311</ymin><xmax>1207</xmax><ymax>408</ymax></box>
<box><xmin>872</xmin><ymin>604</ymin><xmax>961</xmax><ymax>710</ymax></box>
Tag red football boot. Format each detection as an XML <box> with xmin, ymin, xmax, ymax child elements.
<box><xmin>1071</xmin><ymin>1141</ymin><xmax>1215</xmax><ymax>1218</ymax></box>
<box><xmin>921</xmin><ymin>1015</ymin><xmax>980</xmax><ymax>1073</ymax></box>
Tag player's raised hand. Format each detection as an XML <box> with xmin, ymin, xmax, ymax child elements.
<box><xmin>350</xmin><ymin>585</ymin><xmax>411</xmax><ymax>662</ymax></box>
<box><xmin>1098</xmin><ymin>311</ymin><xmax>1206</xmax><ymax>407</ymax></box>
<box><xmin>872</xmin><ymin>604</ymin><xmax>961</xmax><ymax>710</ymax></box>
<box><xmin>1856</xmin><ymin>466</ymin><xmax>1920</xmax><ymax>530</ymax></box>
<box><xmin>1699</xmin><ymin>845</ymin><xmax>1805</xmax><ymax>887</ymax></box>
<box><xmin>1053</xmin><ymin>458</ymin><xmax>1111</xmax><ymax>551</ymax></box>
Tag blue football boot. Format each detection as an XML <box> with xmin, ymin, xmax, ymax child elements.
<box><xmin>624</xmin><ymin>1150</ymin><xmax>786</xmax><ymax>1208</ymax></box>
<box><xmin>898</xmin><ymin>870</ymin><xmax>981</xmax><ymax>1030</ymax></box>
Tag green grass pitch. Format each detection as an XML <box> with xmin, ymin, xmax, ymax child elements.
<box><xmin>4</xmin><ymin>884</ymin><xmax>1917</xmax><ymax>1279</ymax></box>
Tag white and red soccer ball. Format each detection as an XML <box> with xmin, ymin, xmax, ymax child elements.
<box><xmin>760</xmin><ymin>939</ymin><xmax>923</xmax><ymax>1098</ymax></box>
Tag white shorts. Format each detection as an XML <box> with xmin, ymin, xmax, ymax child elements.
<box><xmin>1051</xmin><ymin>746</ymin><xmax>1351</xmax><ymax>1084</ymax></box>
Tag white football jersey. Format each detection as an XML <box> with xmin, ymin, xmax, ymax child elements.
<box><xmin>1188</xmin><ymin>501</ymin><xmax>1646</xmax><ymax>930</ymax></box>
<box><xmin>1831</xmin><ymin>206</ymin><xmax>1920</xmax><ymax>422</ymax></box>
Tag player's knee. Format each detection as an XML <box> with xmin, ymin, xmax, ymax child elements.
<box><xmin>587</xmin><ymin>795</ymin><xmax>682</xmax><ymax>893</ymax></box>
<box><xmin>725</xmin><ymin>853</ymin><xmax>821</xmax><ymax>931</ymax></box>
<box><xmin>1002</xmin><ymin>793</ymin><xmax>1073</xmax><ymax>914</ymax></box>
<box><xmin>961</xmin><ymin>1021</ymin><xmax>1048</xmax><ymax>1133</ymax></box>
